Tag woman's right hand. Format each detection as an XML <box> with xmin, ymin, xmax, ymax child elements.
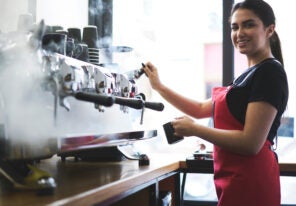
<box><xmin>142</xmin><ymin>62</ymin><xmax>163</xmax><ymax>91</ymax></box>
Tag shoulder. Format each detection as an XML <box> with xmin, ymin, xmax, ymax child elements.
<box><xmin>233</xmin><ymin>58</ymin><xmax>286</xmax><ymax>88</ymax></box>
<box><xmin>250</xmin><ymin>59</ymin><xmax>288</xmax><ymax>111</ymax></box>
<box><xmin>255</xmin><ymin>59</ymin><xmax>285</xmax><ymax>76</ymax></box>
<box><xmin>253</xmin><ymin>58</ymin><xmax>287</xmax><ymax>84</ymax></box>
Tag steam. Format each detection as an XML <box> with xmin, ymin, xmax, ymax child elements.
<box><xmin>0</xmin><ymin>32</ymin><xmax>56</xmax><ymax>146</ymax></box>
<box><xmin>0</xmin><ymin>0</ymin><xmax>161</xmax><ymax>160</ymax></box>
<box><xmin>0</xmin><ymin>19</ymin><xmax>144</xmax><ymax>156</ymax></box>
<box><xmin>88</xmin><ymin>0</ymin><xmax>112</xmax><ymax>18</ymax></box>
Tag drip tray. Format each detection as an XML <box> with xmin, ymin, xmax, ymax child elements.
<box><xmin>57</xmin><ymin>130</ymin><xmax>157</xmax><ymax>161</ymax></box>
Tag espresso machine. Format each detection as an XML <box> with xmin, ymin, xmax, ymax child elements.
<box><xmin>0</xmin><ymin>20</ymin><xmax>164</xmax><ymax>193</ymax></box>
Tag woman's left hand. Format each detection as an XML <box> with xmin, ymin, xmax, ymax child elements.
<box><xmin>171</xmin><ymin>116</ymin><xmax>196</xmax><ymax>137</ymax></box>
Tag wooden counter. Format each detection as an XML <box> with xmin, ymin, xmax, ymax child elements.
<box><xmin>278</xmin><ymin>163</ymin><xmax>296</xmax><ymax>176</ymax></box>
<box><xmin>0</xmin><ymin>153</ymin><xmax>185</xmax><ymax>206</ymax></box>
<box><xmin>0</xmin><ymin>153</ymin><xmax>295</xmax><ymax>206</ymax></box>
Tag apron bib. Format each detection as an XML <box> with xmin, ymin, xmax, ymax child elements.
<box><xmin>212</xmin><ymin>86</ymin><xmax>280</xmax><ymax>206</ymax></box>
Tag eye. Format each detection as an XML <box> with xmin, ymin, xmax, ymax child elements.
<box><xmin>244</xmin><ymin>22</ymin><xmax>256</xmax><ymax>28</ymax></box>
<box><xmin>231</xmin><ymin>25</ymin><xmax>238</xmax><ymax>31</ymax></box>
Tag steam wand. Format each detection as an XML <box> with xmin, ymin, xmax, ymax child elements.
<box><xmin>135</xmin><ymin>93</ymin><xmax>165</xmax><ymax>124</ymax></box>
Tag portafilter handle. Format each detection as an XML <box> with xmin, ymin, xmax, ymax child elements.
<box><xmin>144</xmin><ymin>101</ymin><xmax>164</xmax><ymax>111</ymax></box>
<box><xmin>135</xmin><ymin>93</ymin><xmax>164</xmax><ymax>112</ymax></box>
<box><xmin>74</xmin><ymin>92</ymin><xmax>114</xmax><ymax>107</ymax></box>
<box><xmin>113</xmin><ymin>96</ymin><xmax>144</xmax><ymax>110</ymax></box>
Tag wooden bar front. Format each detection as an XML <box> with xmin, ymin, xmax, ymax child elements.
<box><xmin>0</xmin><ymin>153</ymin><xmax>295</xmax><ymax>206</ymax></box>
<box><xmin>0</xmin><ymin>154</ymin><xmax>185</xmax><ymax>206</ymax></box>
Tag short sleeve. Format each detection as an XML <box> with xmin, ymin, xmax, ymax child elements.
<box><xmin>249</xmin><ymin>62</ymin><xmax>288</xmax><ymax>112</ymax></box>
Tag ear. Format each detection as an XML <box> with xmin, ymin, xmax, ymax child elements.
<box><xmin>267</xmin><ymin>24</ymin><xmax>275</xmax><ymax>38</ymax></box>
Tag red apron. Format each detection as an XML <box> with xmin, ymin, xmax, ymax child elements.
<box><xmin>212</xmin><ymin>86</ymin><xmax>280</xmax><ymax>206</ymax></box>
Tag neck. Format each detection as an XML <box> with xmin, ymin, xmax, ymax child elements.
<box><xmin>247</xmin><ymin>50</ymin><xmax>273</xmax><ymax>67</ymax></box>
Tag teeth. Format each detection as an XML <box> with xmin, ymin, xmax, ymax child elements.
<box><xmin>237</xmin><ymin>40</ymin><xmax>247</xmax><ymax>46</ymax></box>
<box><xmin>238</xmin><ymin>39</ymin><xmax>248</xmax><ymax>43</ymax></box>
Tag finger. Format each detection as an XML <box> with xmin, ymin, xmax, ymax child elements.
<box><xmin>174</xmin><ymin>116</ymin><xmax>185</xmax><ymax>120</ymax></box>
<box><xmin>142</xmin><ymin>64</ymin><xmax>150</xmax><ymax>77</ymax></box>
<box><xmin>146</xmin><ymin>62</ymin><xmax>155</xmax><ymax>71</ymax></box>
<box><xmin>143</xmin><ymin>65</ymin><xmax>150</xmax><ymax>72</ymax></box>
<box><xmin>170</xmin><ymin>121</ymin><xmax>175</xmax><ymax>127</ymax></box>
<box><xmin>171</xmin><ymin>119</ymin><xmax>178</xmax><ymax>124</ymax></box>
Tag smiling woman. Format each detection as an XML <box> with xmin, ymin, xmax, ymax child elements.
<box><xmin>141</xmin><ymin>0</ymin><xmax>288</xmax><ymax>206</ymax></box>
<box><xmin>233</xmin><ymin>0</ymin><xmax>296</xmax><ymax>142</ymax></box>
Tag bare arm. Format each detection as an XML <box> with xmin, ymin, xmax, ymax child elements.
<box><xmin>173</xmin><ymin>101</ymin><xmax>277</xmax><ymax>155</ymax></box>
<box><xmin>143</xmin><ymin>62</ymin><xmax>212</xmax><ymax>119</ymax></box>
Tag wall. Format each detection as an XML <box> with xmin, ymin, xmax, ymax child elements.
<box><xmin>0</xmin><ymin>0</ymin><xmax>29</xmax><ymax>32</ymax></box>
<box><xmin>36</xmin><ymin>0</ymin><xmax>88</xmax><ymax>30</ymax></box>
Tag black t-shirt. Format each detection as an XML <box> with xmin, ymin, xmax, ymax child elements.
<box><xmin>226</xmin><ymin>58</ymin><xmax>289</xmax><ymax>144</ymax></box>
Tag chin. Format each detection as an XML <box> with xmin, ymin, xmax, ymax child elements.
<box><xmin>238</xmin><ymin>48</ymin><xmax>247</xmax><ymax>54</ymax></box>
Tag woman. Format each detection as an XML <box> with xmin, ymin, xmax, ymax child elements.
<box><xmin>143</xmin><ymin>0</ymin><xmax>289</xmax><ymax>205</ymax></box>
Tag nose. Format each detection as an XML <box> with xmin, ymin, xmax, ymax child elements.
<box><xmin>236</xmin><ymin>27</ymin><xmax>245</xmax><ymax>37</ymax></box>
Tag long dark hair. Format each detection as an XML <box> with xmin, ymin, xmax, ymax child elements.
<box><xmin>230</xmin><ymin>0</ymin><xmax>284</xmax><ymax>66</ymax></box>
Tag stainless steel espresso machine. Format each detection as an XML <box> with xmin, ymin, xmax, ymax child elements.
<box><xmin>0</xmin><ymin>20</ymin><xmax>164</xmax><ymax>194</ymax></box>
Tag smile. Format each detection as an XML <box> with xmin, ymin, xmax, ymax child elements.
<box><xmin>237</xmin><ymin>39</ymin><xmax>249</xmax><ymax>47</ymax></box>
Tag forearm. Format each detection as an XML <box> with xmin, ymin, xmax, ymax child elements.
<box><xmin>143</xmin><ymin>62</ymin><xmax>211</xmax><ymax>118</ymax></box>
<box><xmin>156</xmin><ymin>84</ymin><xmax>211</xmax><ymax>119</ymax></box>
<box><xmin>190</xmin><ymin>123</ymin><xmax>264</xmax><ymax>155</ymax></box>
<box><xmin>193</xmin><ymin>124</ymin><xmax>254</xmax><ymax>155</ymax></box>
<box><xmin>173</xmin><ymin>102</ymin><xmax>277</xmax><ymax>156</ymax></box>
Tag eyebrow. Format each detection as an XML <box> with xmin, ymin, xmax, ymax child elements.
<box><xmin>231</xmin><ymin>18</ymin><xmax>256</xmax><ymax>26</ymax></box>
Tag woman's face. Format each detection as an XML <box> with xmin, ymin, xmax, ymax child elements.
<box><xmin>230</xmin><ymin>8</ymin><xmax>274</xmax><ymax>58</ymax></box>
